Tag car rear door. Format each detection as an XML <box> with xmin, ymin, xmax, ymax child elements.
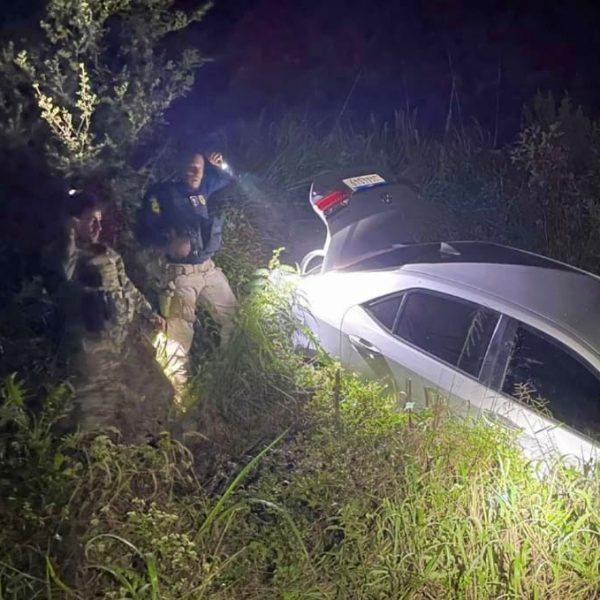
<box><xmin>340</xmin><ymin>293</ymin><xmax>426</xmax><ymax>399</ymax></box>
<box><xmin>340</xmin><ymin>289</ymin><xmax>500</xmax><ymax>412</ymax></box>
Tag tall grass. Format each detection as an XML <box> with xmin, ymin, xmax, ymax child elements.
<box><xmin>221</xmin><ymin>371</ymin><xmax>600</xmax><ymax>599</ymax></box>
<box><xmin>0</xmin><ymin>373</ymin><xmax>289</xmax><ymax>599</ymax></box>
<box><xmin>220</xmin><ymin>93</ymin><xmax>600</xmax><ymax>274</ymax></box>
<box><xmin>1</xmin><ymin>282</ymin><xmax>600</xmax><ymax>598</ymax></box>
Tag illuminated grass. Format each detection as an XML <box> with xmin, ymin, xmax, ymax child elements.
<box><xmin>225</xmin><ymin>373</ymin><xmax>600</xmax><ymax>599</ymax></box>
<box><xmin>1</xmin><ymin>366</ymin><xmax>599</xmax><ymax>598</ymax></box>
<box><xmin>0</xmin><ymin>267</ymin><xmax>598</xmax><ymax>599</ymax></box>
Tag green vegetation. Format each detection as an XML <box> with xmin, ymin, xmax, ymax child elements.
<box><xmin>2</xmin><ymin>0</ymin><xmax>210</xmax><ymax>172</ymax></box>
<box><xmin>2</xmin><ymin>285</ymin><xmax>599</xmax><ymax>597</ymax></box>
<box><xmin>224</xmin><ymin>94</ymin><xmax>600</xmax><ymax>272</ymax></box>
<box><xmin>1</xmin><ymin>1</ymin><xmax>600</xmax><ymax>598</ymax></box>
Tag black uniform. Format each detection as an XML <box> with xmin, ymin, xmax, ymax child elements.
<box><xmin>137</xmin><ymin>164</ymin><xmax>234</xmax><ymax>264</ymax></box>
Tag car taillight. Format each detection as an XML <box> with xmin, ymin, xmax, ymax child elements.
<box><xmin>314</xmin><ymin>189</ymin><xmax>350</xmax><ymax>213</ymax></box>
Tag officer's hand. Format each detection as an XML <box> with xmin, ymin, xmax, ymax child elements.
<box><xmin>207</xmin><ymin>152</ymin><xmax>224</xmax><ymax>168</ymax></box>
<box><xmin>149</xmin><ymin>313</ymin><xmax>167</xmax><ymax>332</ymax></box>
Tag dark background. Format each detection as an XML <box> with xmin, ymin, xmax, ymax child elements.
<box><xmin>171</xmin><ymin>0</ymin><xmax>600</xmax><ymax>143</ymax></box>
<box><xmin>3</xmin><ymin>0</ymin><xmax>600</xmax><ymax>143</ymax></box>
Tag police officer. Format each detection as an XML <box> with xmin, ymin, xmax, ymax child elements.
<box><xmin>137</xmin><ymin>150</ymin><xmax>238</xmax><ymax>388</ymax></box>
<box><xmin>44</xmin><ymin>191</ymin><xmax>173</xmax><ymax>441</ymax></box>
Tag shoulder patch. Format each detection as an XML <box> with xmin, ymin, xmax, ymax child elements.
<box><xmin>150</xmin><ymin>197</ymin><xmax>161</xmax><ymax>214</ymax></box>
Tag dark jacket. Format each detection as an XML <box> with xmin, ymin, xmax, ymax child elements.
<box><xmin>137</xmin><ymin>164</ymin><xmax>234</xmax><ymax>264</ymax></box>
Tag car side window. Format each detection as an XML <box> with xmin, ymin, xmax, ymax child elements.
<box><xmin>394</xmin><ymin>291</ymin><xmax>499</xmax><ymax>378</ymax></box>
<box><xmin>364</xmin><ymin>294</ymin><xmax>403</xmax><ymax>331</ymax></box>
<box><xmin>502</xmin><ymin>325</ymin><xmax>600</xmax><ymax>436</ymax></box>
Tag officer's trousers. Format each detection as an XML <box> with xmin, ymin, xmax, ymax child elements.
<box><xmin>159</xmin><ymin>259</ymin><xmax>237</xmax><ymax>390</ymax></box>
<box><xmin>72</xmin><ymin>330</ymin><xmax>173</xmax><ymax>441</ymax></box>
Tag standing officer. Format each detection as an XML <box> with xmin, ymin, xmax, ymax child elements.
<box><xmin>136</xmin><ymin>150</ymin><xmax>238</xmax><ymax>388</ymax></box>
<box><xmin>44</xmin><ymin>190</ymin><xmax>173</xmax><ymax>440</ymax></box>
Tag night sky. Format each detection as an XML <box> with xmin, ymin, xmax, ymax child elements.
<box><xmin>3</xmin><ymin>0</ymin><xmax>600</xmax><ymax>143</ymax></box>
<box><xmin>172</xmin><ymin>0</ymin><xmax>600</xmax><ymax>143</ymax></box>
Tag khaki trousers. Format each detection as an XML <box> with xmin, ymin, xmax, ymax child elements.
<box><xmin>161</xmin><ymin>259</ymin><xmax>237</xmax><ymax>376</ymax></box>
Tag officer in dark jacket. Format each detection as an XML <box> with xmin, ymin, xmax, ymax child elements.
<box><xmin>137</xmin><ymin>151</ymin><xmax>238</xmax><ymax>390</ymax></box>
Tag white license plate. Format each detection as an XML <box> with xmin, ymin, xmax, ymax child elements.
<box><xmin>342</xmin><ymin>174</ymin><xmax>386</xmax><ymax>191</ymax></box>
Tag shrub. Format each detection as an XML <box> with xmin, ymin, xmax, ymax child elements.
<box><xmin>2</xmin><ymin>352</ymin><xmax>599</xmax><ymax>599</ymax></box>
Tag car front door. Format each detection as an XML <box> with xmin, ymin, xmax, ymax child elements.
<box><xmin>482</xmin><ymin>318</ymin><xmax>600</xmax><ymax>464</ymax></box>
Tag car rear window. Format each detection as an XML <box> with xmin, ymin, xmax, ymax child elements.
<box><xmin>394</xmin><ymin>291</ymin><xmax>499</xmax><ymax>378</ymax></box>
<box><xmin>365</xmin><ymin>295</ymin><xmax>404</xmax><ymax>331</ymax></box>
<box><xmin>502</xmin><ymin>325</ymin><xmax>600</xmax><ymax>436</ymax></box>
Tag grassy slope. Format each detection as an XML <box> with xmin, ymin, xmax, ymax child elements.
<box><xmin>3</xmin><ymin>97</ymin><xmax>600</xmax><ymax>598</ymax></box>
<box><xmin>1</xmin><ymin>272</ymin><xmax>599</xmax><ymax>599</ymax></box>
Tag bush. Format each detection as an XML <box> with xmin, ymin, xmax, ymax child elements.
<box><xmin>2</xmin><ymin>350</ymin><xmax>599</xmax><ymax>599</ymax></box>
<box><xmin>221</xmin><ymin>95</ymin><xmax>600</xmax><ymax>275</ymax></box>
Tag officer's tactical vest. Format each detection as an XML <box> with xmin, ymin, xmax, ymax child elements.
<box><xmin>73</xmin><ymin>243</ymin><xmax>137</xmax><ymax>334</ymax></box>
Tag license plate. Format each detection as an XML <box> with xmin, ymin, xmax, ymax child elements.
<box><xmin>342</xmin><ymin>174</ymin><xmax>386</xmax><ymax>191</ymax></box>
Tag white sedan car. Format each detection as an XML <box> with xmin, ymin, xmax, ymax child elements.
<box><xmin>292</xmin><ymin>241</ymin><xmax>600</xmax><ymax>464</ymax></box>
<box><xmin>289</xmin><ymin>172</ymin><xmax>600</xmax><ymax>464</ymax></box>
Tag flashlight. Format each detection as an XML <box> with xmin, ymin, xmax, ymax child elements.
<box><xmin>217</xmin><ymin>156</ymin><xmax>233</xmax><ymax>176</ymax></box>
<box><xmin>221</xmin><ymin>162</ymin><xmax>234</xmax><ymax>176</ymax></box>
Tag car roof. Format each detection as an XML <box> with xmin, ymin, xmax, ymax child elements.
<box><xmin>374</xmin><ymin>243</ymin><xmax>600</xmax><ymax>350</ymax></box>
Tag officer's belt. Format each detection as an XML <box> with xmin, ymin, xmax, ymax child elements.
<box><xmin>166</xmin><ymin>259</ymin><xmax>214</xmax><ymax>277</ymax></box>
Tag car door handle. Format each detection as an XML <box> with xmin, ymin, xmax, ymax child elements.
<box><xmin>483</xmin><ymin>410</ymin><xmax>522</xmax><ymax>432</ymax></box>
<box><xmin>348</xmin><ymin>334</ymin><xmax>382</xmax><ymax>356</ymax></box>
